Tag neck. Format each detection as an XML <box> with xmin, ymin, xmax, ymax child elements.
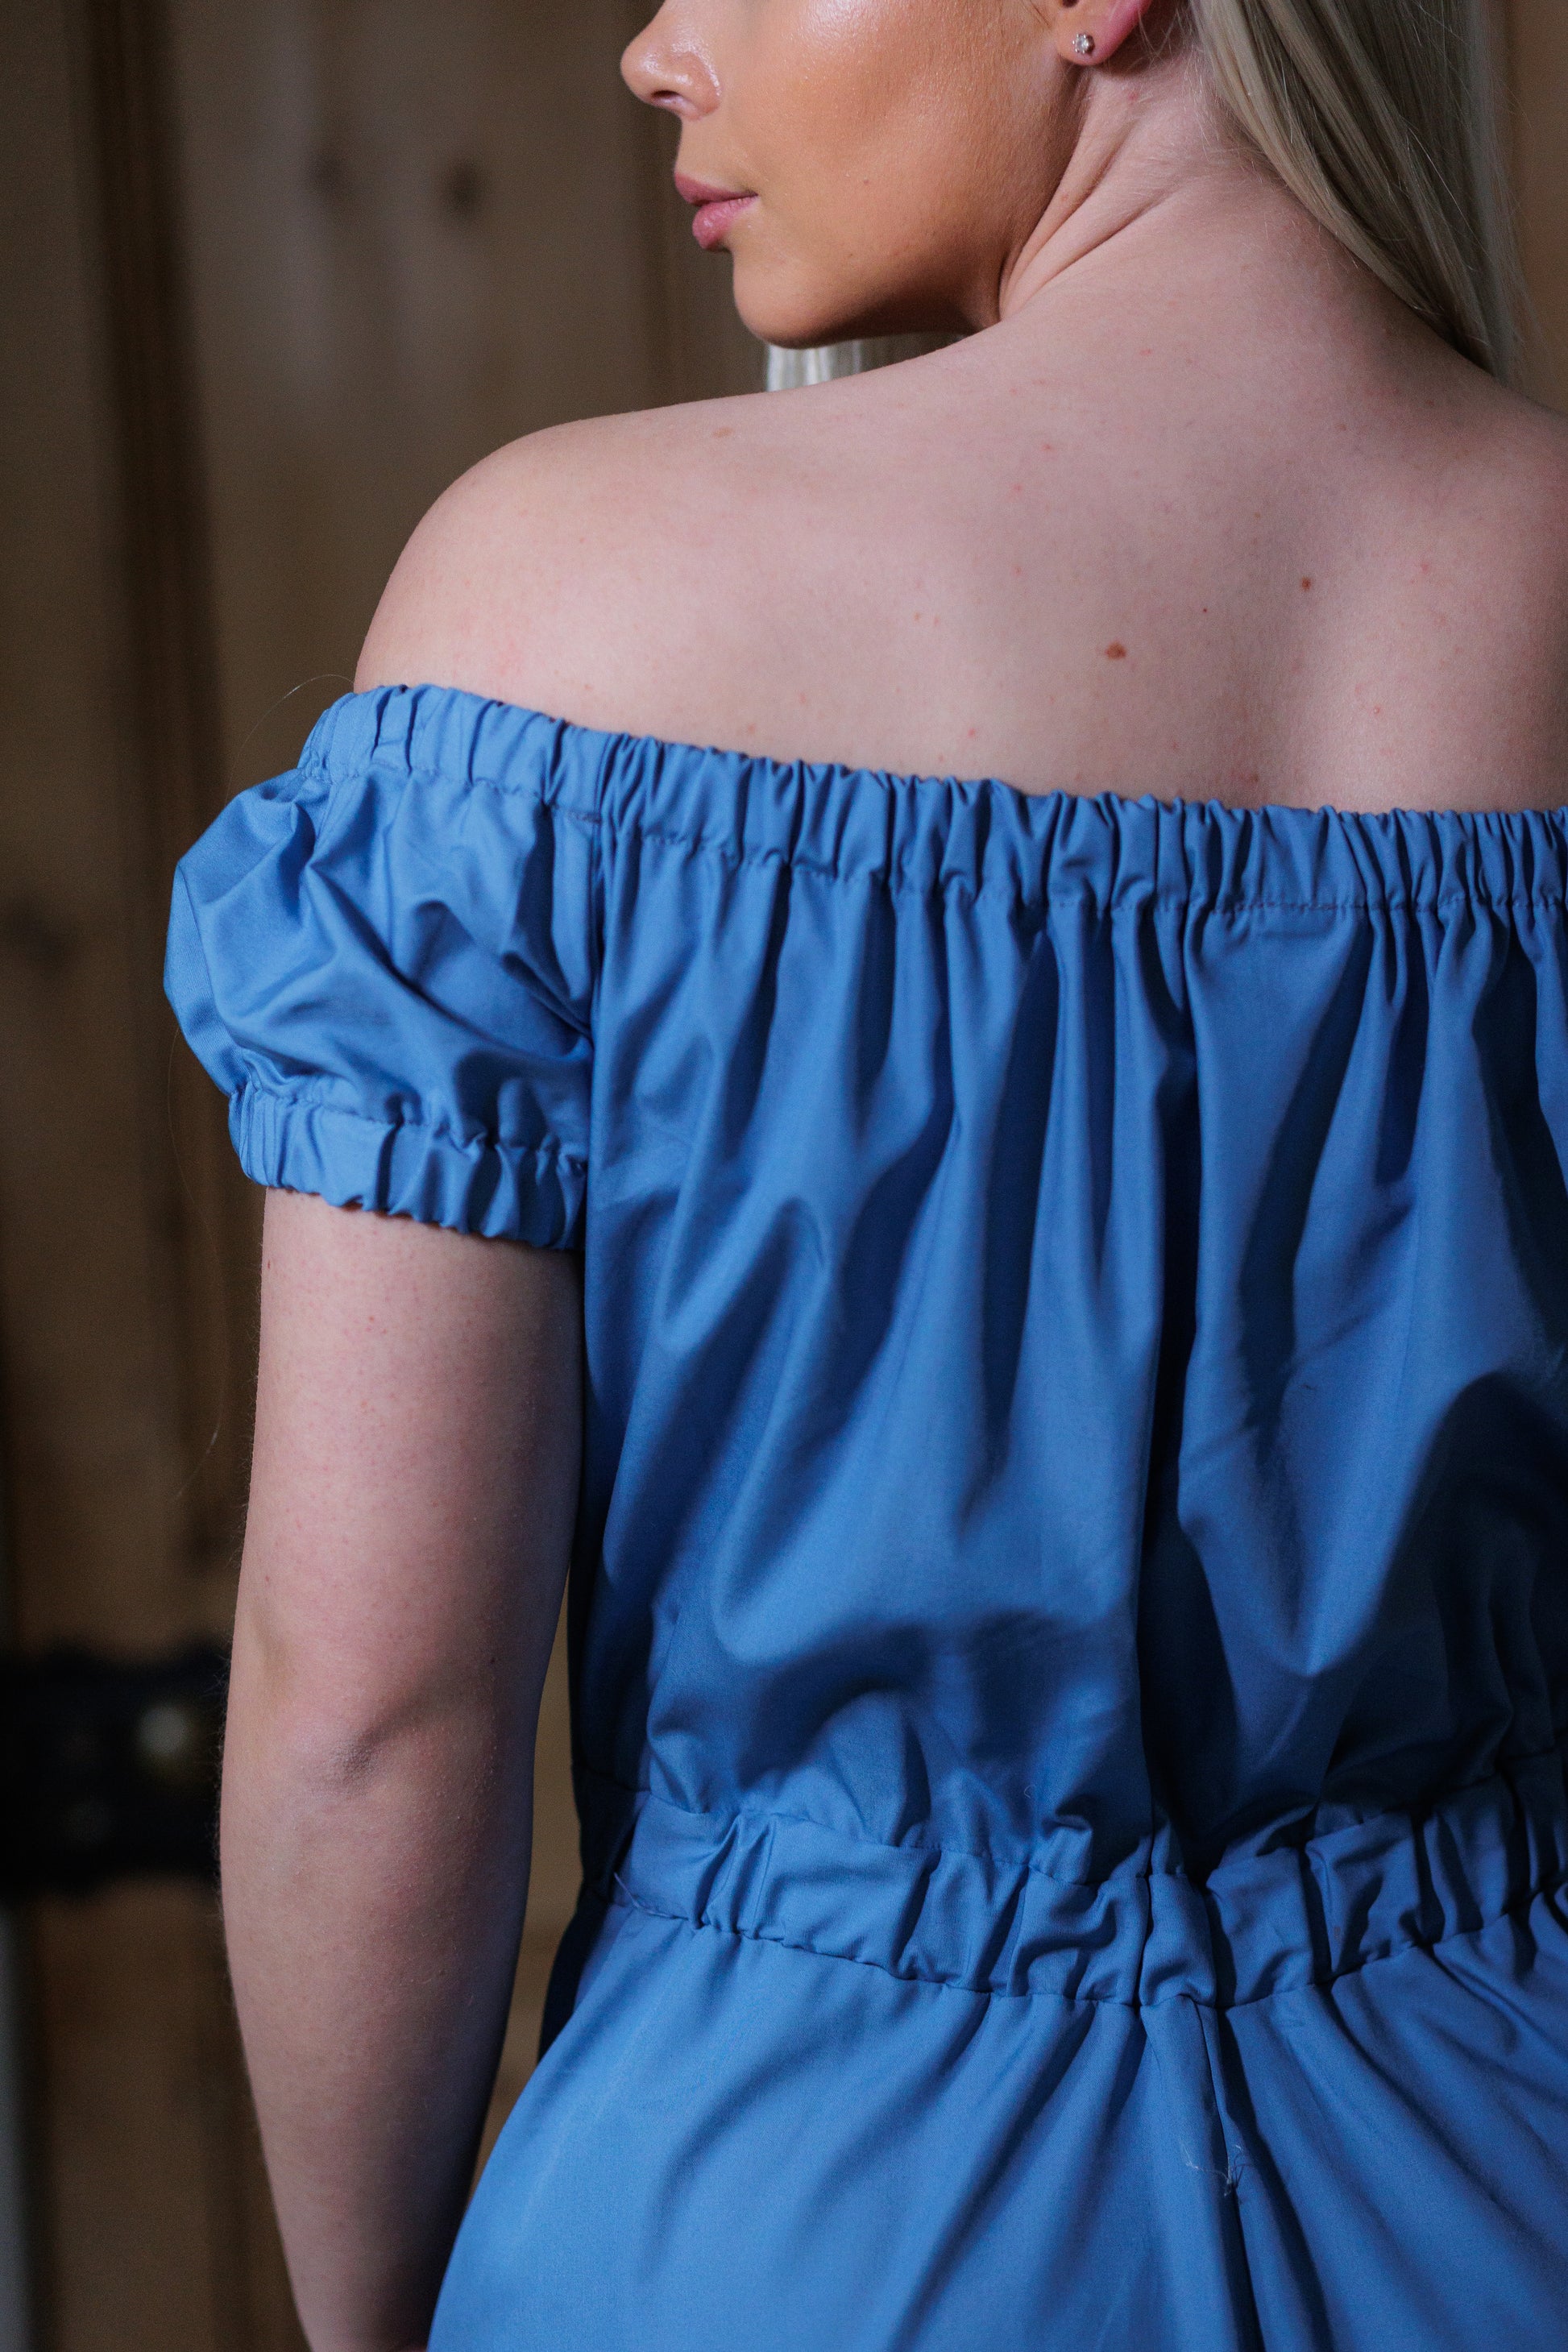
<box><xmin>995</xmin><ymin>46</ymin><xmax>1284</xmax><ymax>326</ymax></box>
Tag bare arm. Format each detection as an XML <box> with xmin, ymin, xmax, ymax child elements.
<box><xmin>223</xmin><ymin>1190</ymin><xmax>582</xmax><ymax>2352</ymax></box>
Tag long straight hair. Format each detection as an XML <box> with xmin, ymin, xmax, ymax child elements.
<box><xmin>1195</xmin><ymin>0</ymin><xmax>1516</xmax><ymax>379</ymax></box>
<box><xmin>769</xmin><ymin>0</ymin><xmax>1516</xmax><ymax>391</ymax></box>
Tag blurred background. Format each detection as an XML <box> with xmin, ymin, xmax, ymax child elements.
<box><xmin>0</xmin><ymin>3</ymin><xmax>1563</xmax><ymax>2348</ymax></box>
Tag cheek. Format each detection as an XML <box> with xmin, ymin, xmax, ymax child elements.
<box><xmin>746</xmin><ymin>0</ymin><xmax>1003</xmax><ymax>197</ymax></box>
<box><xmin>722</xmin><ymin>0</ymin><xmax>1048</xmax><ymax>338</ymax></box>
<box><xmin>761</xmin><ymin>6</ymin><xmax>992</xmax><ymax>229</ymax></box>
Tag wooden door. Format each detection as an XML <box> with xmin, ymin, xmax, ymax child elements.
<box><xmin>1507</xmin><ymin>0</ymin><xmax>1568</xmax><ymax>404</ymax></box>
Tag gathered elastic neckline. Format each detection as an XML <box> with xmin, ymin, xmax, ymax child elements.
<box><xmin>326</xmin><ymin>675</ymin><xmax>1568</xmax><ymax>828</ymax></box>
<box><xmin>303</xmin><ymin>682</ymin><xmax>1568</xmax><ymax>915</ymax></box>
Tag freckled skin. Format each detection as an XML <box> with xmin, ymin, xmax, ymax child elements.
<box><xmin>360</xmin><ymin>0</ymin><xmax>1568</xmax><ymax>814</ymax></box>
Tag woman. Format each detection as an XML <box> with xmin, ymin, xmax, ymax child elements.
<box><xmin>166</xmin><ymin>1</ymin><xmax>1568</xmax><ymax>2346</ymax></box>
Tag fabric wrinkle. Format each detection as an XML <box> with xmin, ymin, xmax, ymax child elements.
<box><xmin>165</xmin><ymin>682</ymin><xmax>1568</xmax><ymax>2350</ymax></box>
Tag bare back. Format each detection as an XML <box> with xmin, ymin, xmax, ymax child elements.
<box><xmin>363</xmin><ymin>189</ymin><xmax>1568</xmax><ymax>817</ymax></box>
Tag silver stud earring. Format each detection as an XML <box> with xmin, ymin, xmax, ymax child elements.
<box><xmin>1072</xmin><ymin>31</ymin><xmax>1097</xmax><ymax>56</ymax></box>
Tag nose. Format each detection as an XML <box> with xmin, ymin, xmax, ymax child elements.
<box><xmin>621</xmin><ymin>4</ymin><xmax>720</xmax><ymax>119</ymax></box>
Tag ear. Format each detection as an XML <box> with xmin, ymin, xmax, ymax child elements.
<box><xmin>1045</xmin><ymin>0</ymin><xmax>1164</xmax><ymax>68</ymax></box>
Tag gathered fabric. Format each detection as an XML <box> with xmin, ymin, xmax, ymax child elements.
<box><xmin>168</xmin><ymin>682</ymin><xmax>1568</xmax><ymax>2350</ymax></box>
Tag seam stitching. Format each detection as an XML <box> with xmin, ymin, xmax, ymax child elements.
<box><xmin>307</xmin><ymin>756</ymin><xmax>1568</xmax><ymax>918</ymax></box>
<box><xmin>604</xmin><ymin>811</ymin><xmax>1568</xmax><ymax>917</ymax></box>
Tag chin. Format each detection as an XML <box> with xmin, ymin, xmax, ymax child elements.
<box><xmin>733</xmin><ymin>273</ymin><xmax>948</xmax><ymax>351</ymax></box>
<box><xmin>732</xmin><ymin>280</ymin><xmax>860</xmax><ymax>351</ymax></box>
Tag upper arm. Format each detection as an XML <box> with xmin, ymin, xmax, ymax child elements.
<box><xmin>239</xmin><ymin>1189</ymin><xmax>581</xmax><ymax>1747</ymax></box>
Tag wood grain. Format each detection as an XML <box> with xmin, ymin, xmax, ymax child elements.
<box><xmin>1</xmin><ymin>0</ymin><xmax>297</xmax><ymax>2341</ymax></box>
<box><xmin>1507</xmin><ymin>0</ymin><xmax>1568</xmax><ymax>406</ymax></box>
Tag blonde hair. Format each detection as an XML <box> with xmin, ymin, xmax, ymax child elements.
<box><xmin>770</xmin><ymin>0</ymin><xmax>1516</xmax><ymax>390</ymax></box>
<box><xmin>1194</xmin><ymin>0</ymin><xmax>1516</xmax><ymax>380</ymax></box>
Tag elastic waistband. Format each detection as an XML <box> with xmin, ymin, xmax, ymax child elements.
<box><xmin>305</xmin><ymin>685</ymin><xmax>1568</xmax><ymax>916</ymax></box>
<box><xmin>577</xmin><ymin>1749</ymin><xmax>1568</xmax><ymax>2010</ymax></box>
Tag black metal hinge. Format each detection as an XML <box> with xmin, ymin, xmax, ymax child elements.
<box><xmin>0</xmin><ymin>1646</ymin><xmax>228</xmax><ymax>1899</ymax></box>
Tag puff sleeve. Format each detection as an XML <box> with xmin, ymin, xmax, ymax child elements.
<box><xmin>164</xmin><ymin>688</ymin><xmax>599</xmax><ymax>1248</ymax></box>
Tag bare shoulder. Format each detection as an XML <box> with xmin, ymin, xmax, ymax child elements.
<box><xmin>354</xmin><ymin>346</ymin><xmax>1568</xmax><ymax>807</ymax></box>
<box><xmin>1433</xmin><ymin>377</ymin><xmax>1568</xmax><ymax>778</ymax></box>
<box><xmin>355</xmin><ymin>387</ymin><xmax>845</xmax><ymax>744</ymax></box>
<box><xmin>1435</xmin><ymin>371</ymin><xmax>1568</xmax><ymax>596</ymax></box>
<box><xmin>1334</xmin><ymin>366</ymin><xmax>1568</xmax><ymax>809</ymax></box>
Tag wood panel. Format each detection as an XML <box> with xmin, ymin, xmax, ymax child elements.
<box><xmin>2</xmin><ymin>4</ymin><xmax>197</xmax><ymax>1663</ymax></box>
<box><xmin>29</xmin><ymin>1888</ymin><xmax>288</xmax><ymax>2352</ymax></box>
<box><xmin>1508</xmin><ymin>0</ymin><xmax>1568</xmax><ymax>407</ymax></box>
<box><xmin>0</xmin><ymin>0</ymin><xmax>292</xmax><ymax>2344</ymax></box>
<box><xmin>79</xmin><ymin>0</ymin><xmax>261</xmax><ymax>1598</ymax></box>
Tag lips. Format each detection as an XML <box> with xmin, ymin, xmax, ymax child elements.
<box><xmin>674</xmin><ymin>172</ymin><xmax>757</xmax><ymax>251</ymax></box>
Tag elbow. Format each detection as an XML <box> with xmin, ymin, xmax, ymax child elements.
<box><xmin>226</xmin><ymin>1620</ymin><xmax>512</xmax><ymax>1811</ymax></box>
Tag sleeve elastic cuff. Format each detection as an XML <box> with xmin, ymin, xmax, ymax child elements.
<box><xmin>230</xmin><ymin>1084</ymin><xmax>585</xmax><ymax>1248</ymax></box>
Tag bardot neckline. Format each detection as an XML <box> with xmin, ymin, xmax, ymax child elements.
<box><xmin>350</xmin><ymin>678</ymin><xmax>1568</xmax><ymax>835</ymax></box>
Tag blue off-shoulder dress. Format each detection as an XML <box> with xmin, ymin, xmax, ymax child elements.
<box><xmin>167</xmin><ymin>682</ymin><xmax>1568</xmax><ymax>2352</ymax></box>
